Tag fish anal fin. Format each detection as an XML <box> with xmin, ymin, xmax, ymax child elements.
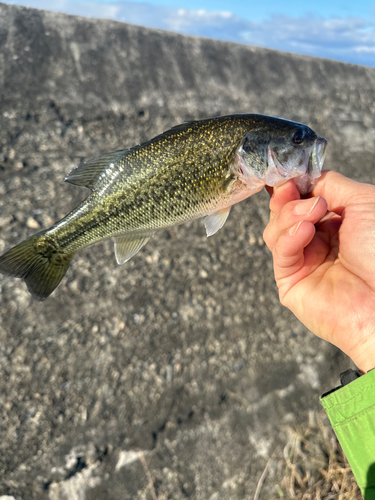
<box><xmin>205</xmin><ymin>207</ymin><xmax>231</xmax><ymax>237</ymax></box>
<box><xmin>65</xmin><ymin>150</ymin><xmax>129</xmax><ymax>189</ymax></box>
<box><xmin>114</xmin><ymin>233</ymin><xmax>154</xmax><ymax>265</ymax></box>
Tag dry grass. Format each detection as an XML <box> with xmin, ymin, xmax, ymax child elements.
<box><xmin>271</xmin><ymin>411</ymin><xmax>362</xmax><ymax>500</ymax></box>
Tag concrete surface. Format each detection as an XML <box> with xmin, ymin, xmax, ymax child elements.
<box><xmin>0</xmin><ymin>2</ymin><xmax>374</xmax><ymax>499</ymax></box>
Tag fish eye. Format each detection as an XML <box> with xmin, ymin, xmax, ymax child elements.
<box><xmin>292</xmin><ymin>129</ymin><xmax>305</xmax><ymax>145</ymax></box>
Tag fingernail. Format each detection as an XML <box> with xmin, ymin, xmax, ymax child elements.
<box><xmin>289</xmin><ymin>221</ymin><xmax>303</xmax><ymax>236</ymax></box>
<box><xmin>295</xmin><ymin>196</ymin><xmax>320</xmax><ymax>215</ymax></box>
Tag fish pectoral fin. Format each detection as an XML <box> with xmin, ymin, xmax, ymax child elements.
<box><xmin>114</xmin><ymin>233</ymin><xmax>155</xmax><ymax>265</ymax></box>
<box><xmin>65</xmin><ymin>150</ymin><xmax>130</xmax><ymax>189</ymax></box>
<box><xmin>205</xmin><ymin>207</ymin><xmax>231</xmax><ymax>237</ymax></box>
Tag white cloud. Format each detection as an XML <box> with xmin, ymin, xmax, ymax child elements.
<box><xmin>245</xmin><ymin>14</ymin><xmax>375</xmax><ymax>65</ymax></box>
<box><xmin>4</xmin><ymin>0</ymin><xmax>375</xmax><ymax>66</ymax></box>
<box><xmin>163</xmin><ymin>7</ymin><xmax>239</xmax><ymax>33</ymax></box>
<box><xmin>355</xmin><ymin>46</ymin><xmax>375</xmax><ymax>53</ymax></box>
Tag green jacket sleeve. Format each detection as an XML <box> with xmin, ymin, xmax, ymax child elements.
<box><xmin>320</xmin><ymin>368</ymin><xmax>375</xmax><ymax>499</ymax></box>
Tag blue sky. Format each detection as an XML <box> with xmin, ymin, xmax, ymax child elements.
<box><xmin>4</xmin><ymin>0</ymin><xmax>375</xmax><ymax>66</ymax></box>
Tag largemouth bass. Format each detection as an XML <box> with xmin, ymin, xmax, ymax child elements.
<box><xmin>0</xmin><ymin>114</ymin><xmax>327</xmax><ymax>301</ymax></box>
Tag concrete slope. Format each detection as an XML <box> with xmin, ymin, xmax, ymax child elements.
<box><xmin>0</xmin><ymin>3</ymin><xmax>374</xmax><ymax>499</ymax></box>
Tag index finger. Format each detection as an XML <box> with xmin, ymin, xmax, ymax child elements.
<box><xmin>269</xmin><ymin>179</ymin><xmax>301</xmax><ymax>216</ymax></box>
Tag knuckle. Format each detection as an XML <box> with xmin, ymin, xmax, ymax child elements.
<box><xmin>277</xmin><ymin>284</ymin><xmax>289</xmax><ymax>307</ymax></box>
<box><xmin>262</xmin><ymin>226</ymin><xmax>272</xmax><ymax>248</ymax></box>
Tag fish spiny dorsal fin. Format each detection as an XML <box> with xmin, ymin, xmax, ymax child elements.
<box><xmin>114</xmin><ymin>233</ymin><xmax>155</xmax><ymax>265</ymax></box>
<box><xmin>168</xmin><ymin>121</ymin><xmax>197</xmax><ymax>132</ymax></box>
<box><xmin>64</xmin><ymin>150</ymin><xmax>129</xmax><ymax>190</ymax></box>
<box><xmin>165</xmin><ymin>115</ymin><xmax>224</xmax><ymax>134</ymax></box>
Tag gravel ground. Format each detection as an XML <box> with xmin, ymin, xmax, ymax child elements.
<box><xmin>0</xmin><ymin>3</ymin><xmax>374</xmax><ymax>499</ymax></box>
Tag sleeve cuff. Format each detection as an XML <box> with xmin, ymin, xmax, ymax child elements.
<box><xmin>320</xmin><ymin>368</ymin><xmax>375</xmax><ymax>496</ymax></box>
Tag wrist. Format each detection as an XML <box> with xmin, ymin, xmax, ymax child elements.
<box><xmin>348</xmin><ymin>342</ymin><xmax>375</xmax><ymax>374</ymax></box>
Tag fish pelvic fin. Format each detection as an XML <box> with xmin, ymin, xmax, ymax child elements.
<box><xmin>205</xmin><ymin>207</ymin><xmax>231</xmax><ymax>237</ymax></box>
<box><xmin>0</xmin><ymin>232</ymin><xmax>73</xmax><ymax>301</ymax></box>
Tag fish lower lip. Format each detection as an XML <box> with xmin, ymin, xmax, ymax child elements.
<box><xmin>316</xmin><ymin>136</ymin><xmax>328</xmax><ymax>156</ymax></box>
<box><xmin>309</xmin><ymin>136</ymin><xmax>327</xmax><ymax>174</ymax></box>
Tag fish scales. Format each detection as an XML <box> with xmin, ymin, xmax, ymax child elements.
<box><xmin>0</xmin><ymin>114</ymin><xmax>327</xmax><ymax>300</ymax></box>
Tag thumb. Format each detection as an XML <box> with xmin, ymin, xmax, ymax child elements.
<box><xmin>312</xmin><ymin>171</ymin><xmax>374</xmax><ymax>214</ymax></box>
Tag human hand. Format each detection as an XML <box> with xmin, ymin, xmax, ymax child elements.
<box><xmin>263</xmin><ymin>171</ymin><xmax>375</xmax><ymax>373</ymax></box>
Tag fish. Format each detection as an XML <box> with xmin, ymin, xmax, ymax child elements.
<box><xmin>0</xmin><ymin>114</ymin><xmax>327</xmax><ymax>301</ymax></box>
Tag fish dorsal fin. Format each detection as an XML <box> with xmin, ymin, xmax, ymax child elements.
<box><xmin>205</xmin><ymin>207</ymin><xmax>231</xmax><ymax>237</ymax></box>
<box><xmin>159</xmin><ymin>120</ymin><xmax>203</xmax><ymax>137</ymax></box>
<box><xmin>114</xmin><ymin>233</ymin><xmax>155</xmax><ymax>265</ymax></box>
<box><xmin>64</xmin><ymin>150</ymin><xmax>129</xmax><ymax>190</ymax></box>
<box><xmin>168</xmin><ymin>121</ymin><xmax>196</xmax><ymax>132</ymax></box>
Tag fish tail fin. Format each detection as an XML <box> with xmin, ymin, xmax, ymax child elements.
<box><xmin>0</xmin><ymin>232</ymin><xmax>73</xmax><ymax>301</ymax></box>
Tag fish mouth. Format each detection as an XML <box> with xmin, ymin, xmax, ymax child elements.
<box><xmin>265</xmin><ymin>136</ymin><xmax>328</xmax><ymax>192</ymax></box>
<box><xmin>236</xmin><ymin>134</ymin><xmax>328</xmax><ymax>195</ymax></box>
<box><xmin>308</xmin><ymin>136</ymin><xmax>327</xmax><ymax>176</ymax></box>
<box><xmin>294</xmin><ymin>136</ymin><xmax>327</xmax><ymax>195</ymax></box>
